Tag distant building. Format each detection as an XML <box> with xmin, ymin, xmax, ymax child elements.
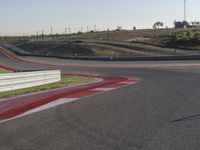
<box><xmin>174</xmin><ymin>21</ymin><xmax>190</xmax><ymax>29</ymax></box>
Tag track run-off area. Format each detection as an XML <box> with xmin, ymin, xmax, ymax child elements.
<box><xmin>1</xmin><ymin>47</ymin><xmax>200</xmax><ymax>150</ymax></box>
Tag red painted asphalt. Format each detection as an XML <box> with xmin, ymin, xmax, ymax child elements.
<box><xmin>0</xmin><ymin>65</ymin><xmax>16</xmax><ymax>71</ymax></box>
<box><xmin>0</xmin><ymin>64</ymin><xmax>141</xmax><ymax>122</ymax></box>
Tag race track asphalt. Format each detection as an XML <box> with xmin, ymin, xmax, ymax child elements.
<box><xmin>1</xmin><ymin>49</ymin><xmax>200</xmax><ymax>150</ymax></box>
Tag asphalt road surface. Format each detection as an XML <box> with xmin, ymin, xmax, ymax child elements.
<box><xmin>1</xmin><ymin>49</ymin><xmax>200</xmax><ymax>150</ymax></box>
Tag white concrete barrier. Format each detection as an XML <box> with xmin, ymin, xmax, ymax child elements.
<box><xmin>0</xmin><ymin>70</ymin><xmax>61</xmax><ymax>92</ymax></box>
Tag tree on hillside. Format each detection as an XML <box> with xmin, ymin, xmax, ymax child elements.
<box><xmin>153</xmin><ymin>22</ymin><xmax>164</xmax><ymax>29</ymax></box>
<box><xmin>116</xmin><ymin>26</ymin><xmax>122</xmax><ymax>31</ymax></box>
<box><xmin>191</xmin><ymin>21</ymin><xmax>200</xmax><ymax>28</ymax></box>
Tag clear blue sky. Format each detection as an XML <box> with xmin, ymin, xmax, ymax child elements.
<box><xmin>0</xmin><ymin>0</ymin><xmax>199</xmax><ymax>36</ymax></box>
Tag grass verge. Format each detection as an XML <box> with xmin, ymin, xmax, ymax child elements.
<box><xmin>0</xmin><ymin>68</ymin><xmax>10</xmax><ymax>73</ymax></box>
<box><xmin>0</xmin><ymin>76</ymin><xmax>95</xmax><ymax>99</ymax></box>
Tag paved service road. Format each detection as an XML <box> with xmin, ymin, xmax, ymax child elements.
<box><xmin>1</xmin><ymin>48</ymin><xmax>200</xmax><ymax>150</ymax></box>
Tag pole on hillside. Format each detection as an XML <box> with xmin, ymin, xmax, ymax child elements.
<box><xmin>184</xmin><ymin>0</ymin><xmax>187</xmax><ymax>21</ymax></box>
<box><xmin>107</xmin><ymin>28</ymin><xmax>110</xmax><ymax>42</ymax></box>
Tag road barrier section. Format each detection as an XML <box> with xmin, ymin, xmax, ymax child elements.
<box><xmin>0</xmin><ymin>70</ymin><xmax>61</xmax><ymax>92</ymax></box>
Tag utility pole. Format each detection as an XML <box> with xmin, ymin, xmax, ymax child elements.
<box><xmin>94</xmin><ymin>25</ymin><xmax>96</xmax><ymax>32</ymax></box>
<box><xmin>65</xmin><ymin>27</ymin><xmax>67</xmax><ymax>35</ymax></box>
<box><xmin>36</xmin><ymin>31</ymin><xmax>39</xmax><ymax>39</ymax></box>
<box><xmin>68</xmin><ymin>27</ymin><xmax>71</xmax><ymax>39</ymax></box>
<box><xmin>51</xmin><ymin>27</ymin><xmax>53</xmax><ymax>36</ymax></box>
<box><xmin>107</xmin><ymin>28</ymin><xmax>110</xmax><ymax>42</ymax></box>
<box><xmin>41</xmin><ymin>30</ymin><xmax>44</xmax><ymax>39</ymax></box>
<box><xmin>184</xmin><ymin>0</ymin><xmax>187</xmax><ymax>21</ymax></box>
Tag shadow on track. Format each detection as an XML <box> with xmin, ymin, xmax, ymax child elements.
<box><xmin>171</xmin><ymin>113</ymin><xmax>200</xmax><ymax>123</ymax></box>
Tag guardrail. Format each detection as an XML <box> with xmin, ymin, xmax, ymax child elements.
<box><xmin>0</xmin><ymin>70</ymin><xmax>61</xmax><ymax>92</ymax></box>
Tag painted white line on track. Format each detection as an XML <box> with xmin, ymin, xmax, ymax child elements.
<box><xmin>91</xmin><ymin>88</ymin><xmax>116</xmax><ymax>91</ymax></box>
<box><xmin>0</xmin><ymin>98</ymin><xmax>78</xmax><ymax>124</ymax></box>
<box><xmin>23</xmin><ymin>98</ymin><xmax>79</xmax><ymax>116</ymax></box>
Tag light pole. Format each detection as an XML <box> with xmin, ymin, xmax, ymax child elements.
<box><xmin>184</xmin><ymin>0</ymin><xmax>187</xmax><ymax>21</ymax></box>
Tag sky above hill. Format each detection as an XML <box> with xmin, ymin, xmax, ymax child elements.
<box><xmin>0</xmin><ymin>0</ymin><xmax>199</xmax><ymax>36</ymax></box>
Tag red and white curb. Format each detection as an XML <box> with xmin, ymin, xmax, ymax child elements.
<box><xmin>0</xmin><ymin>70</ymin><xmax>142</xmax><ymax>123</ymax></box>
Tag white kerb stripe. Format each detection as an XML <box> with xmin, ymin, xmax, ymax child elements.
<box><xmin>91</xmin><ymin>88</ymin><xmax>116</xmax><ymax>91</ymax></box>
<box><xmin>22</xmin><ymin>98</ymin><xmax>79</xmax><ymax>116</ymax></box>
<box><xmin>0</xmin><ymin>98</ymin><xmax>78</xmax><ymax>124</ymax></box>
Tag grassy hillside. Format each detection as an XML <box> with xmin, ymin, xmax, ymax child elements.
<box><xmin>5</xmin><ymin>28</ymin><xmax>200</xmax><ymax>57</ymax></box>
<box><xmin>73</xmin><ymin>28</ymin><xmax>200</xmax><ymax>50</ymax></box>
<box><xmin>17</xmin><ymin>41</ymin><xmax>144</xmax><ymax>56</ymax></box>
<box><xmin>18</xmin><ymin>41</ymin><xmax>94</xmax><ymax>56</ymax></box>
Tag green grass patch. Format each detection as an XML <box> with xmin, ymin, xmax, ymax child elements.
<box><xmin>0</xmin><ymin>76</ymin><xmax>95</xmax><ymax>99</ymax></box>
<box><xmin>0</xmin><ymin>69</ymin><xmax>10</xmax><ymax>74</ymax></box>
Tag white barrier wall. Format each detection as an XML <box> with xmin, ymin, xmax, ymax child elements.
<box><xmin>0</xmin><ymin>70</ymin><xmax>61</xmax><ymax>92</ymax></box>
